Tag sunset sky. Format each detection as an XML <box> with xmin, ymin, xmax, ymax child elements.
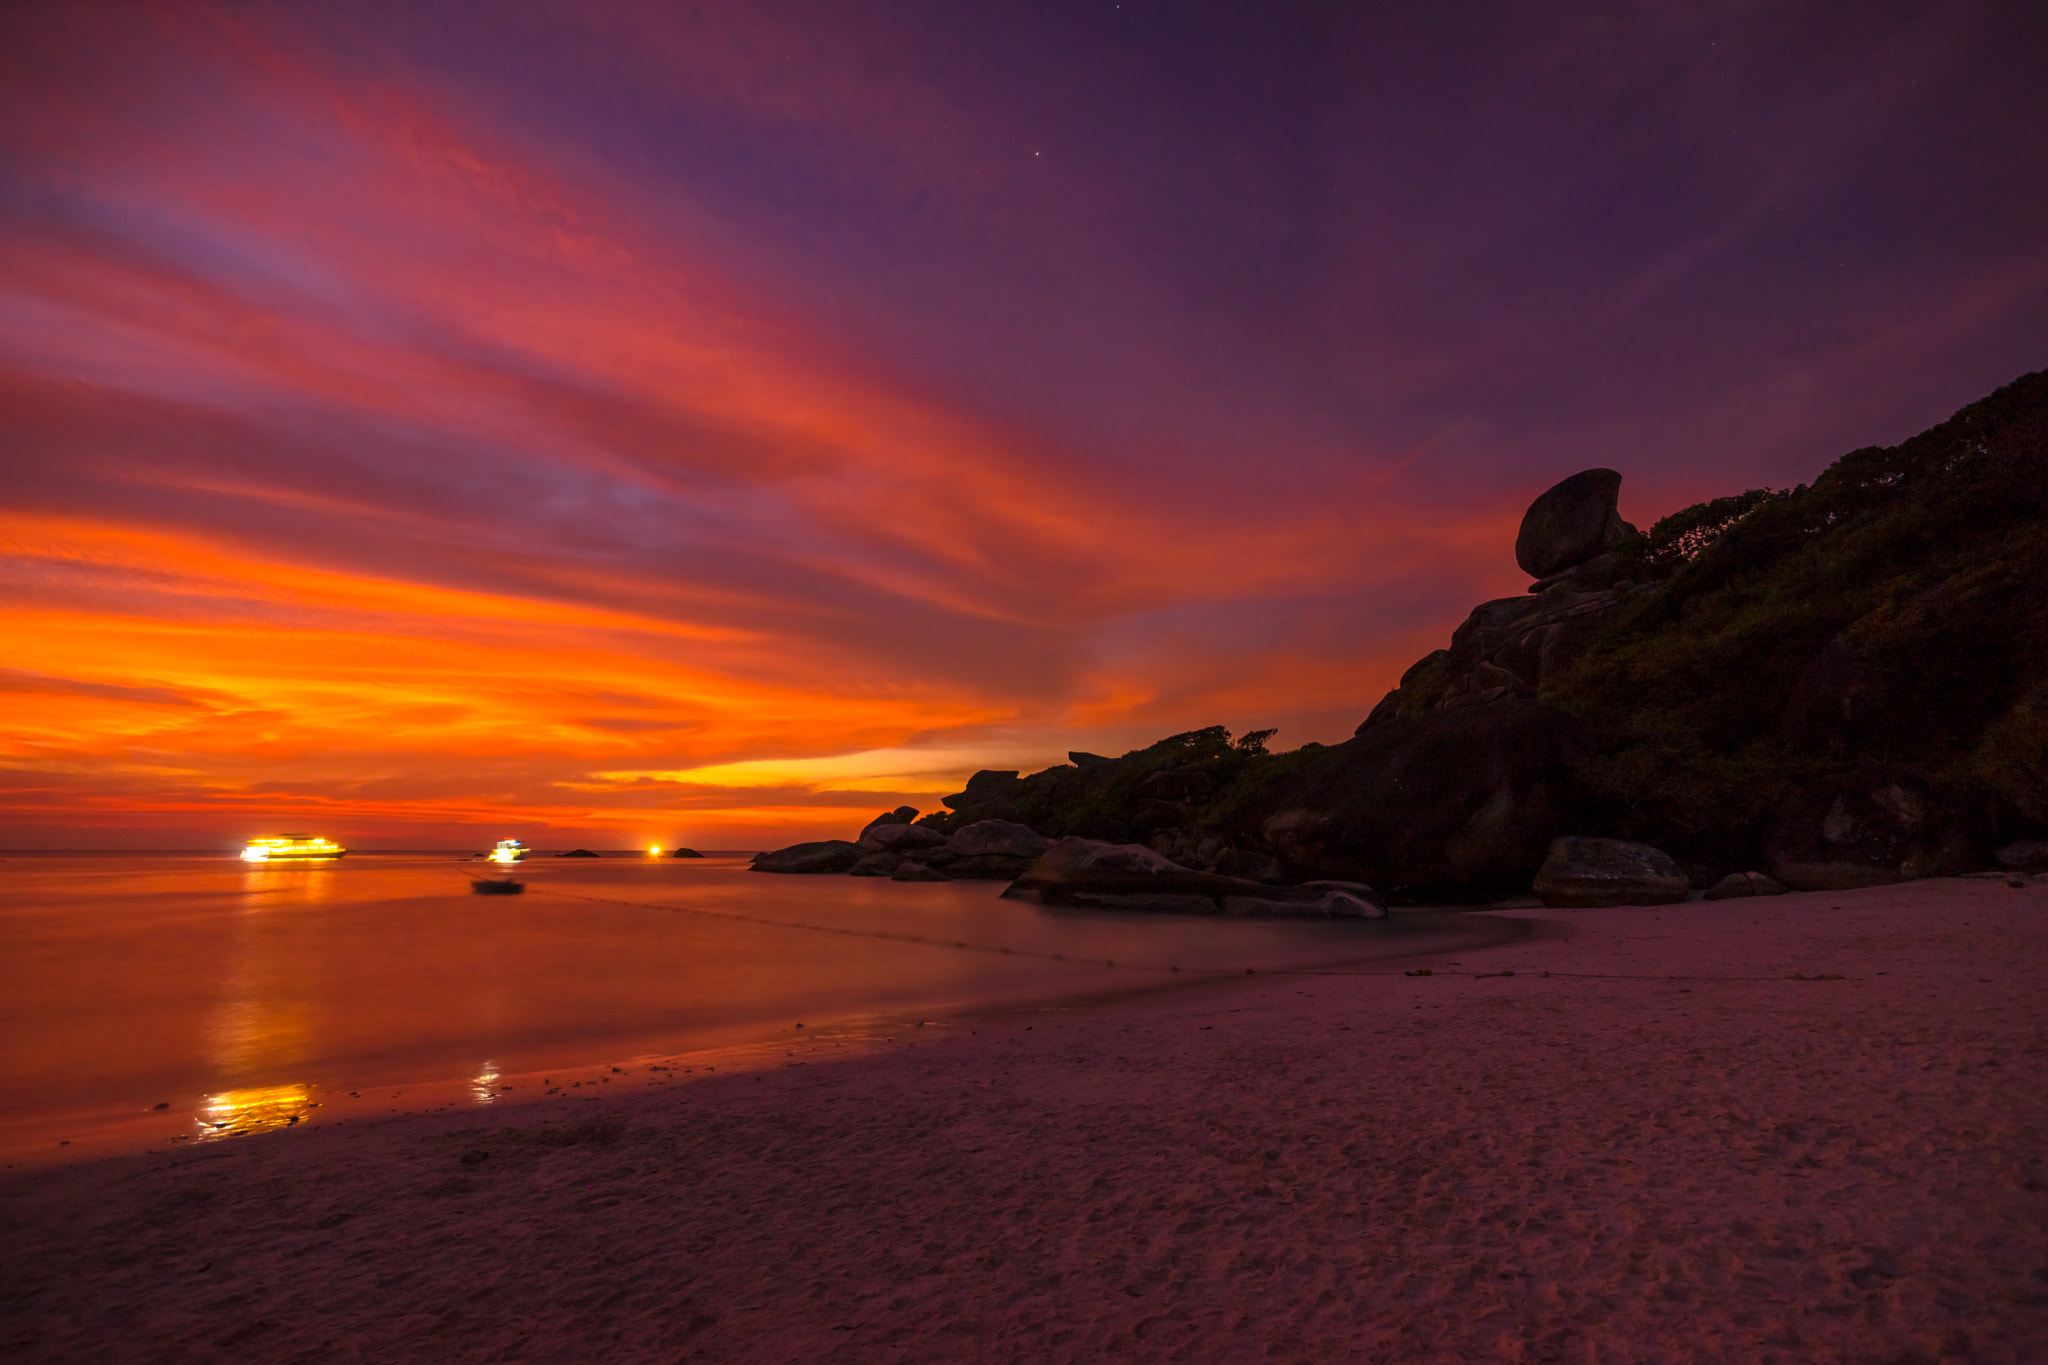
<box><xmin>3</xmin><ymin>1</ymin><xmax>2044</xmax><ymax>848</ymax></box>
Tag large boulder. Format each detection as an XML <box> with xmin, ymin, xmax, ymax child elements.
<box><xmin>891</xmin><ymin>861</ymin><xmax>951</xmax><ymax>882</ymax></box>
<box><xmin>1765</xmin><ymin>765</ymin><xmax>1963</xmax><ymax>891</ymax></box>
<box><xmin>933</xmin><ymin>819</ymin><xmax>1054</xmax><ymax>880</ymax></box>
<box><xmin>1003</xmin><ymin>837</ymin><xmax>1384</xmax><ymax>917</ymax></box>
<box><xmin>857</xmin><ymin>806</ymin><xmax>920</xmax><ymax>840</ymax></box>
<box><xmin>750</xmin><ymin>840</ymin><xmax>865</xmax><ymax>874</ymax></box>
<box><xmin>1703</xmin><ymin>871</ymin><xmax>1790</xmax><ymax>900</ymax></box>
<box><xmin>1515</xmin><ymin>468</ymin><xmax>1631</xmax><ymax>579</ymax></box>
<box><xmin>859</xmin><ymin>822</ymin><xmax>947</xmax><ymax>853</ymax></box>
<box><xmin>1531</xmin><ymin>836</ymin><xmax>1688</xmax><ymax>907</ymax></box>
<box><xmin>1253</xmin><ymin>700</ymin><xmax>1583</xmax><ymax>900</ymax></box>
<box><xmin>849</xmin><ymin>851</ymin><xmax>905</xmax><ymax>877</ymax></box>
<box><xmin>944</xmin><ymin>820</ymin><xmax>1051</xmax><ymax>859</ymax></box>
<box><xmin>1994</xmin><ymin>840</ymin><xmax>2048</xmax><ymax>873</ymax></box>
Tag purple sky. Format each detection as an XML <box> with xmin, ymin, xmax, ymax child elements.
<box><xmin>2</xmin><ymin>0</ymin><xmax>2043</xmax><ymax>845</ymax></box>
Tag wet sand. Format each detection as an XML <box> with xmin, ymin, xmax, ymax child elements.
<box><xmin>3</xmin><ymin>877</ymin><xmax>2043</xmax><ymax>1363</ymax></box>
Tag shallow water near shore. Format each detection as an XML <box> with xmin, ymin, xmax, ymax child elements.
<box><xmin>0</xmin><ymin>852</ymin><xmax>1502</xmax><ymax>1164</ymax></box>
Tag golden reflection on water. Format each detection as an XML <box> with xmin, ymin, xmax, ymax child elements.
<box><xmin>471</xmin><ymin>1062</ymin><xmax>502</xmax><ymax>1105</ymax></box>
<box><xmin>238</xmin><ymin>861</ymin><xmax>345</xmax><ymax>904</ymax></box>
<box><xmin>195</xmin><ymin>1082</ymin><xmax>312</xmax><ymax>1141</ymax></box>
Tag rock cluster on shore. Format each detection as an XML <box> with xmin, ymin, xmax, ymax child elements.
<box><xmin>753</xmin><ymin>370</ymin><xmax>2048</xmax><ymax>910</ymax></box>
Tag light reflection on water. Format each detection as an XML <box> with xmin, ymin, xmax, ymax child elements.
<box><xmin>195</xmin><ymin>1082</ymin><xmax>313</xmax><ymax>1141</ymax></box>
<box><xmin>0</xmin><ymin>852</ymin><xmax>1501</xmax><ymax>1162</ymax></box>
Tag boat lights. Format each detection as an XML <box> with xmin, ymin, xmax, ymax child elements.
<box><xmin>240</xmin><ymin>835</ymin><xmax>347</xmax><ymax>861</ymax></box>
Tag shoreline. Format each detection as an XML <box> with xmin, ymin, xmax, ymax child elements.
<box><xmin>3</xmin><ymin>878</ymin><xmax>2042</xmax><ymax>1362</ymax></box>
<box><xmin>0</xmin><ymin>905</ymin><xmax>1519</xmax><ymax>1171</ymax></box>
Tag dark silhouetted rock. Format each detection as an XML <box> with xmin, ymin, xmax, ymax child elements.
<box><xmin>750</xmin><ymin>840</ymin><xmax>865</xmax><ymax>874</ymax></box>
<box><xmin>859</xmin><ymin>822</ymin><xmax>947</xmax><ymax>853</ymax></box>
<box><xmin>857</xmin><ymin>807</ymin><xmax>920</xmax><ymax>841</ymax></box>
<box><xmin>1068</xmin><ymin>751</ymin><xmax>1112</xmax><ymax>767</ymax></box>
<box><xmin>1994</xmin><ymin>840</ymin><xmax>2048</xmax><ymax>872</ymax></box>
<box><xmin>1256</xmin><ymin>700</ymin><xmax>1583</xmax><ymax>899</ymax></box>
<box><xmin>1703</xmin><ymin>871</ymin><xmax>1790</xmax><ymax>900</ymax></box>
<box><xmin>891</xmin><ymin>861</ymin><xmax>951</xmax><ymax>882</ymax></box>
<box><xmin>1515</xmin><ymin>468</ymin><xmax>1631</xmax><ymax>578</ymax></box>
<box><xmin>555</xmin><ymin>848</ymin><xmax>599</xmax><ymax>858</ymax></box>
<box><xmin>941</xmin><ymin>854</ymin><xmax>1037</xmax><ymax>879</ymax></box>
<box><xmin>945</xmin><ymin>820</ymin><xmax>1050</xmax><ymax>860</ymax></box>
<box><xmin>1212</xmin><ymin>848</ymin><xmax>1287</xmax><ymax>883</ymax></box>
<box><xmin>849</xmin><ymin>851</ymin><xmax>904</xmax><ymax>877</ymax></box>
<box><xmin>1220</xmin><ymin>880</ymin><xmax>1385</xmax><ymax>919</ymax></box>
<box><xmin>1766</xmin><ymin>766</ymin><xmax>1960</xmax><ymax>891</ymax></box>
<box><xmin>668</xmin><ymin>847</ymin><xmax>703</xmax><ymax>858</ymax></box>
<box><xmin>1003</xmin><ymin>836</ymin><xmax>1380</xmax><ymax>916</ymax></box>
<box><xmin>1532</xmin><ymin>836</ymin><xmax>1688</xmax><ymax>907</ymax></box>
<box><xmin>1364</xmin><ymin>582</ymin><xmax>1638</xmax><ymax>724</ymax></box>
<box><xmin>943</xmin><ymin>770</ymin><xmax>1022</xmax><ymax>809</ymax></box>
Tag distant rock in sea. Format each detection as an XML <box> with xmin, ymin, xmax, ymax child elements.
<box><xmin>556</xmin><ymin>848</ymin><xmax>599</xmax><ymax>858</ymax></box>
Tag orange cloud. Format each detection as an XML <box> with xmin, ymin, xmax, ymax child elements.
<box><xmin>0</xmin><ymin>2</ymin><xmax>1556</xmax><ymax>848</ymax></box>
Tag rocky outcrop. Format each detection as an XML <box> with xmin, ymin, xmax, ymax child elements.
<box><xmin>858</xmin><ymin>806</ymin><xmax>920</xmax><ymax>841</ymax></box>
<box><xmin>943</xmin><ymin>820</ymin><xmax>1050</xmax><ymax>859</ymax></box>
<box><xmin>1362</xmin><ymin>580</ymin><xmax>1647</xmax><ymax>726</ymax></box>
<box><xmin>891</xmin><ymin>861</ymin><xmax>951</xmax><ymax>882</ymax></box>
<box><xmin>743</xmin><ymin>375</ymin><xmax>2048</xmax><ymax>903</ymax></box>
<box><xmin>859</xmin><ymin>822</ymin><xmax>947</xmax><ymax>854</ymax></box>
<box><xmin>751</xmin><ymin>840</ymin><xmax>865</xmax><ymax>874</ymax></box>
<box><xmin>1765</xmin><ymin>766</ymin><xmax>1967</xmax><ymax>891</ymax></box>
<box><xmin>849</xmin><ymin>851</ymin><xmax>904</xmax><ymax>877</ymax></box>
<box><xmin>1994</xmin><ymin>840</ymin><xmax>2048</xmax><ymax>872</ymax></box>
<box><xmin>1515</xmin><ymin>468</ymin><xmax>1635</xmax><ymax>579</ymax></box>
<box><xmin>1531</xmin><ymin>836</ymin><xmax>1688</xmax><ymax>907</ymax></box>
<box><xmin>555</xmin><ymin>848</ymin><xmax>599</xmax><ymax>858</ymax></box>
<box><xmin>928</xmin><ymin>819</ymin><xmax>1052</xmax><ymax>880</ymax></box>
<box><xmin>668</xmin><ymin>847</ymin><xmax>704</xmax><ymax>858</ymax></box>
<box><xmin>1252</xmin><ymin>700</ymin><xmax>1582</xmax><ymax>900</ymax></box>
<box><xmin>1003</xmin><ymin>837</ymin><xmax>1384</xmax><ymax>918</ymax></box>
<box><xmin>1703</xmin><ymin>871</ymin><xmax>1789</xmax><ymax>900</ymax></box>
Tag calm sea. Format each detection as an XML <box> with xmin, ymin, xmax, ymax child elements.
<box><xmin>0</xmin><ymin>852</ymin><xmax>1493</xmax><ymax>1165</ymax></box>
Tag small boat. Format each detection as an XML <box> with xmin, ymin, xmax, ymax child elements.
<box><xmin>240</xmin><ymin>835</ymin><xmax>348</xmax><ymax>862</ymax></box>
<box><xmin>487</xmin><ymin>838</ymin><xmax>530</xmax><ymax>864</ymax></box>
<box><xmin>471</xmin><ymin>878</ymin><xmax>525</xmax><ymax>895</ymax></box>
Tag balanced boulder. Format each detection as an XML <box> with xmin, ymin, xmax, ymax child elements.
<box><xmin>1515</xmin><ymin>468</ymin><xmax>1633</xmax><ymax>579</ymax></box>
<box><xmin>1531</xmin><ymin>836</ymin><xmax>1688</xmax><ymax>907</ymax></box>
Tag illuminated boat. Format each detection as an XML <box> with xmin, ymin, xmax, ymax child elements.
<box><xmin>488</xmin><ymin>839</ymin><xmax>531</xmax><ymax>864</ymax></box>
<box><xmin>240</xmin><ymin>834</ymin><xmax>348</xmax><ymax>862</ymax></box>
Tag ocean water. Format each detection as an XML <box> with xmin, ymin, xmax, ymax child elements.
<box><xmin>0</xmin><ymin>852</ymin><xmax>1494</xmax><ymax>1164</ymax></box>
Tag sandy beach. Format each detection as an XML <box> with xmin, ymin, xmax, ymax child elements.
<box><xmin>3</xmin><ymin>877</ymin><xmax>2043</xmax><ymax>1364</ymax></box>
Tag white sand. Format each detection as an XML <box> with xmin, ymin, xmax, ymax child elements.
<box><xmin>3</xmin><ymin>877</ymin><xmax>2043</xmax><ymax>1363</ymax></box>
